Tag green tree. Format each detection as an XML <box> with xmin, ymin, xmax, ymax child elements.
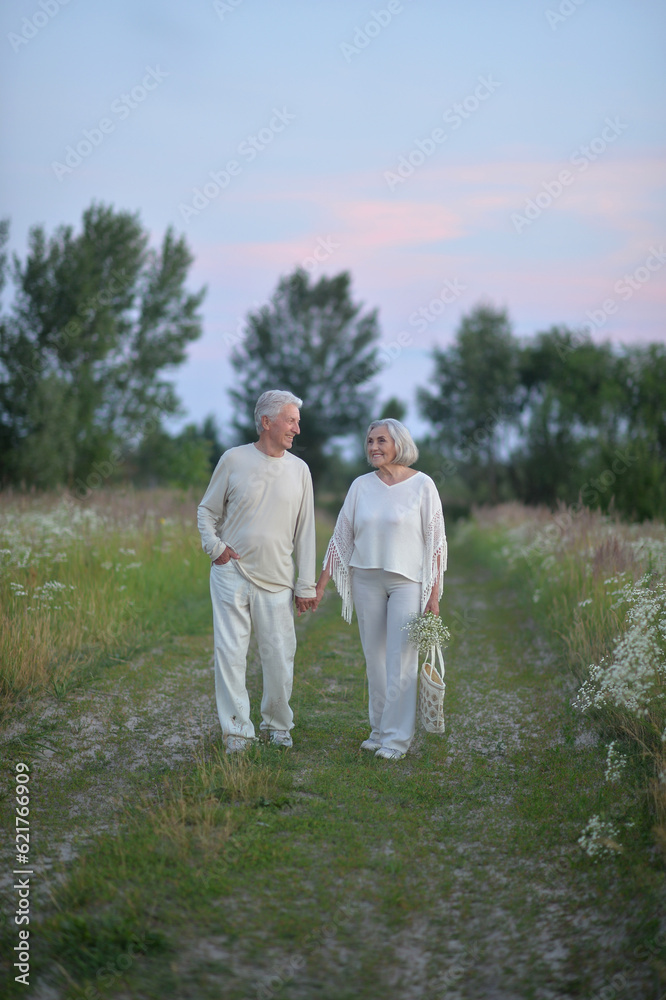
<box><xmin>512</xmin><ymin>327</ymin><xmax>622</xmax><ymax>505</ymax></box>
<box><xmin>379</xmin><ymin>396</ymin><xmax>408</xmax><ymax>422</ymax></box>
<box><xmin>0</xmin><ymin>204</ymin><xmax>205</xmax><ymax>489</ymax></box>
<box><xmin>513</xmin><ymin>329</ymin><xmax>666</xmax><ymax>518</ymax></box>
<box><xmin>127</xmin><ymin>422</ymin><xmax>215</xmax><ymax>491</ymax></box>
<box><xmin>229</xmin><ymin>268</ymin><xmax>380</xmax><ymax>486</ymax></box>
<box><xmin>417</xmin><ymin>303</ymin><xmax>520</xmax><ymax>503</ymax></box>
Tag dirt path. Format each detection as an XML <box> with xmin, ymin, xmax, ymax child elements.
<box><xmin>1</xmin><ymin>539</ymin><xmax>659</xmax><ymax>999</ymax></box>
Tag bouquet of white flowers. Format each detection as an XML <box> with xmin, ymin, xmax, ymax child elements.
<box><xmin>402</xmin><ymin>611</ymin><xmax>451</xmax><ymax>652</ymax></box>
<box><xmin>402</xmin><ymin>612</ymin><xmax>449</xmax><ymax>734</ymax></box>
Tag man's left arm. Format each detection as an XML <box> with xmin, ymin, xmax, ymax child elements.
<box><xmin>292</xmin><ymin>466</ymin><xmax>317</xmax><ymax>605</ymax></box>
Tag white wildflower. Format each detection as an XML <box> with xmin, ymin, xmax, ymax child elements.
<box><xmin>402</xmin><ymin>612</ymin><xmax>451</xmax><ymax>652</ymax></box>
<box><xmin>578</xmin><ymin>598</ymin><xmax>592</xmax><ymax>607</ymax></box>
<box><xmin>575</xmin><ymin>580</ymin><xmax>666</xmax><ymax>716</ymax></box>
<box><xmin>604</xmin><ymin>741</ymin><xmax>627</xmax><ymax>782</ymax></box>
<box><xmin>101</xmin><ymin>561</ymin><xmax>113</xmax><ymax>570</ymax></box>
<box><xmin>578</xmin><ymin>815</ymin><xmax>621</xmax><ymax>858</ymax></box>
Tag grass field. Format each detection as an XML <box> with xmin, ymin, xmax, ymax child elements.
<box><xmin>0</xmin><ymin>492</ymin><xmax>664</xmax><ymax>998</ymax></box>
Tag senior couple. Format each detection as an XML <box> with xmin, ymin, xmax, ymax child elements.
<box><xmin>197</xmin><ymin>390</ymin><xmax>447</xmax><ymax>762</ymax></box>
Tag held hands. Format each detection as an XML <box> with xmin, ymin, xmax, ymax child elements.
<box><xmin>295</xmin><ymin>574</ymin><xmax>329</xmax><ymax>615</ymax></box>
<box><xmin>213</xmin><ymin>546</ymin><xmax>240</xmax><ymax>565</ymax></box>
<box><xmin>310</xmin><ymin>568</ymin><xmax>330</xmax><ymax>613</ymax></box>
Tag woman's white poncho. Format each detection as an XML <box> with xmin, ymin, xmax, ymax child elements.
<box><xmin>323</xmin><ymin>471</ymin><xmax>447</xmax><ymax>623</ymax></box>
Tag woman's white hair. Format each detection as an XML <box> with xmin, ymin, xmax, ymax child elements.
<box><xmin>254</xmin><ymin>390</ymin><xmax>303</xmax><ymax>435</ymax></box>
<box><xmin>366</xmin><ymin>418</ymin><xmax>419</xmax><ymax>467</ymax></box>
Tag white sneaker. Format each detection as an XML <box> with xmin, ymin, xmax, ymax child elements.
<box><xmin>268</xmin><ymin>730</ymin><xmax>293</xmax><ymax>748</ymax></box>
<box><xmin>375</xmin><ymin>747</ymin><xmax>406</xmax><ymax>761</ymax></box>
<box><xmin>225</xmin><ymin>736</ymin><xmax>248</xmax><ymax>755</ymax></box>
<box><xmin>360</xmin><ymin>738</ymin><xmax>382</xmax><ymax>752</ymax></box>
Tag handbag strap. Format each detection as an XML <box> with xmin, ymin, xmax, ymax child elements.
<box><xmin>429</xmin><ymin>644</ymin><xmax>445</xmax><ymax>681</ymax></box>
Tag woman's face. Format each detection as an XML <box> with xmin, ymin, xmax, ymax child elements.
<box><xmin>367</xmin><ymin>426</ymin><xmax>397</xmax><ymax>468</ymax></box>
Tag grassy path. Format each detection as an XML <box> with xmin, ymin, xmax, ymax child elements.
<box><xmin>1</xmin><ymin>531</ymin><xmax>661</xmax><ymax>999</ymax></box>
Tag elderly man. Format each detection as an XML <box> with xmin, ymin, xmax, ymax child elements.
<box><xmin>197</xmin><ymin>390</ymin><xmax>316</xmax><ymax>753</ymax></box>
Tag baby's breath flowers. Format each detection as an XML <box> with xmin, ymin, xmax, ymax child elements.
<box><xmin>402</xmin><ymin>611</ymin><xmax>451</xmax><ymax>652</ymax></box>
<box><xmin>578</xmin><ymin>814</ymin><xmax>622</xmax><ymax>859</ymax></box>
<box><xmin>604</xmin><ymin>741</ymin><xmax>628</xmax><ymax>782</ymax></box>
<box><xmin>574</xmin><ymin>577</ymin><xmax>666</xmax><ymax>717</ymax></box>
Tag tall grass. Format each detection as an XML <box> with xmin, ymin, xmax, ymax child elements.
<box><xmin>0</xmin><ymin>488</ymin><xmax>206</xmax><ymax>712</ymax></box>
<box><xmin>468</xmin><ymin>502</ymin><xmax>666</xmax><ymax>850</ymax></box>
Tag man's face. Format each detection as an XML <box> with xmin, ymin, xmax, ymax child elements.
<box><xmin>263</xmin><ymin>404</ymin><xmax>301</xmax><ymax>451</ymax></box>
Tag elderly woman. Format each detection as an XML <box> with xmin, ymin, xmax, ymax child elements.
<box><xmin>315</xmin><ymin>419</ymin><xmax>446</xmax><ymax>760</ymax></box>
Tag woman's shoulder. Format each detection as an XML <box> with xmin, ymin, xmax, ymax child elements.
<box><xmin>412</xmin><ymin>471</ymin><xmax>443</xmax><ymax>501</ymax></box>
<box><xmin>349</xmin><ymin>472</ymin><xmax>376</xmax><ymax>489</ymax></box>
<box><xmin>405</xmin><ymin>469</ymin><xmax>432</xmax><ymax>488</ymax></box>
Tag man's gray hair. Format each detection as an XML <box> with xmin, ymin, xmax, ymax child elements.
<box><xmin>254</xmin><ymin>390</ymin><xmax>303</xmax><ymax>435</ymax></box>
<box><xmin>366</xmin><ymin>418</ymin><xmax>419</xmax><ymax>468</ymax></box>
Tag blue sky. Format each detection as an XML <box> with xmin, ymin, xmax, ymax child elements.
<box><xmin>2</xmin><ymin>0</ymin><xmax>665</xmax><ymax>441</ymax></box>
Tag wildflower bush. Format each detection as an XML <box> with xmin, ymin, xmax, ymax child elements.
<box><xmin>465</xmin><ymin>503</ymin><xmax>666</xmax><ymax>855</ymax></box>
<box><xmin>0</xmin><ymin>489</ymin><xmax>206</xmax><ymax>711</ymax></box>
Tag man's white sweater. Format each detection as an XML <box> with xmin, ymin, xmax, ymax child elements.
<box><xmin>197</xmin><ymin>443</ymin><xmax>316</xmax><ymax>598</ymax></box>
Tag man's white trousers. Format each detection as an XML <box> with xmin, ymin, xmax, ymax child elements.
<box><xmin>351</xmin><ymin>568</ymin><xmax>421</xmax><ymax>754</ymax></box>
<box><xmin>210</xmin><ymin>561</ymin><xmax>296</xmax><ymax>738</ymax></box>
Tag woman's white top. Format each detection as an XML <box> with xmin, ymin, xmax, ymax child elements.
<box><xmin>324</xmin><ymin>471</ymin><xmax>447</xmax><ymax>622</ymax></box>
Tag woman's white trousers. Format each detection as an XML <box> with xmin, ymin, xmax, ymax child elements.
<box><xmin>351</xmin><ymin>568</ymin><xmax>421</xmax><ymax>753</ymax></box>
<box><xmin>210</xmin><ymin>561</ymin><xmax>296</xmax><ymax>738</ymax></box>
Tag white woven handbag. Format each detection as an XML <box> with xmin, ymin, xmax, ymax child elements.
<box><xmin>417</xmin><ymin>643</ymin><xmax>446</xmax><ymax>734</ymax></box>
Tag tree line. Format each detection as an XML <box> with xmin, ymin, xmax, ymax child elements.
<box><xmin>1</xmin><ymin>204</ymin><xmax>664</xmax><ymax>521</ymax></box>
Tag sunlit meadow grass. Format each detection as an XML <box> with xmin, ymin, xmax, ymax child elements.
<box><xmin>0</xmin><ymin>489</ymin><xmax>207</xmax><ymax>712</ymax></box>
<box><xmin>469</xmin><ymin>502</ymin><xmax>666</xmax><ymax>851</ymax></box>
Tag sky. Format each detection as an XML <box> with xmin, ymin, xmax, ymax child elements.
<box><xmin>2</xmin><ymin>0</ymin><xmax>665</xmax><ymax>443</ymax></box>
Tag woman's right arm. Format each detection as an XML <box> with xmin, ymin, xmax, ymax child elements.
<box><xmin>314</xmin><ymin>563</ymin><xmax>332</xmax><ymax>608</ymax></box>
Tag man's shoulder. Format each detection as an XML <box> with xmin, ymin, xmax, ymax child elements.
<box><xmin>284</xmin><ymin>451</ymin><xmax>312</xmax><ymax>476</ymax></box>
<box><xmin>217</xmin><ymin>443</ymin><xmax>256</xmax><ymax>465</ymax></box>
